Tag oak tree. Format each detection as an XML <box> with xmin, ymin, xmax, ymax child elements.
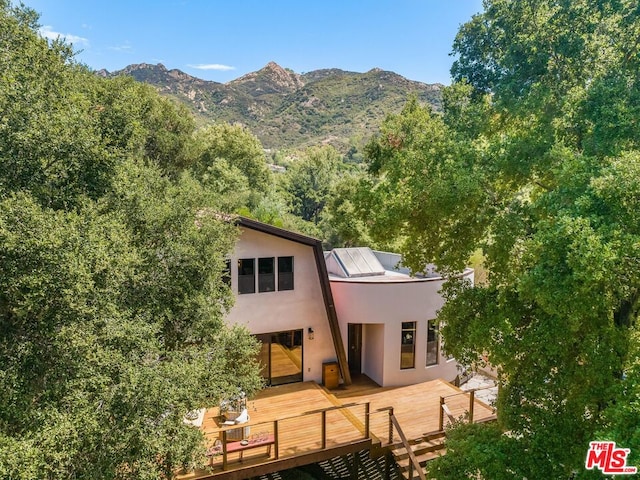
<box><xmin>364</xmin><ymin>1</ymin><xmax>640</xmax><ymax>477</ymax></box>
<box><xmin>0</xmin><ymin>3</ymin><xmax>262</xmax><ymax>478</ymax></box>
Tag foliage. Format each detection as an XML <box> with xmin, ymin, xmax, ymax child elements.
<box><xmin>363</xmin><ymin>97</ymin><xmax>485</xmax><ymax>272</ymax></box>
<box><xmin>92</xmin><ymin>76</ymin><xmax>197</xmax><ymax>175</ymax></box>
<box><xmin>0</xmin><ymin>187</ymin><xmax>263</xmax><ymax>480</ymax></box>
<box><xmin>595</xmin><ymin>325</ymin><xmax>640</xmax><ymax>473</ymax></box>
<box><xmin>0</xmin><ymin>8</ymin><xmax>196</xmax><ymax>210</ymax></box>
<box><xmin>283</xmin><ymin>146</ymin><xmax>342</xmax><ymax>224</ymax></box>
<box><xmin>191</xmin><ymin>122</ymin><xmax>271</xmax><ymax>206</ymax></box>
<box><xmin>426</xmin><ymin>423</ymin><xmax>520</xmax><ymax>480</ymax></box>
<box><xmin>0</xmin><ymin>3</ymin><xmax>262</xmax><ymax>479</ymax></box>
<box><xmin>319</xmin><ymin>172</ymin><xmax>373</xmax><ymax>249</ymax></box>
<box><xmin>362</xmin><ymin>1</ymin><xmax>640</xmax><ymax>478</ymax></box>
<box><xmin>0</xmin><ymin>4</ymin><xmax>109</xmax><ymax>209</ymax></box>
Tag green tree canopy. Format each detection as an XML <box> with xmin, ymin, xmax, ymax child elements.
<box><xmin>320</xmin><ymin>172</ymin><xmax>373</xmax><ymax>249</ymax></box>
<box><xmin>0</xmin><ymin>3</ymin><xmax>262</xmax><ymax>478</ymax></box>
<box><xmin>91</xmin><ymin>75</ymin><xmax>197</xmax><ymax>174</ymax></box>
<box><xmin>362</xmin><ymin>1</ymin><xmax>640</xmax><ymax>477</ymax></box>
<box><xmin>0</xmin><ymin>3</ymin><xmax>197</xmax><ymax>208</ymax></box>
<box><xmin>283</xmin><ymin>145</ymin><xmax>342</xmax><ymax>224</ymax></box>
<box><xmin>191</xmin><ymin>122</ymin><xmax>271</xmax><ymax>203</ymax></box>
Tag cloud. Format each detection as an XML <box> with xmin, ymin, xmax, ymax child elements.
<box><xmin>187</xmin><ymin>63</ymin><xmax>236</xmax><ymax>71</ymax></box>
<box><xmin>108</xmin><ymin>43</ymin><xmax>133</xmax><ymax>53</ymax></box>
<box><xmin>39</xmin><ymin>26</ymin><xmax>89</xmax><ymax>46</ymax></box>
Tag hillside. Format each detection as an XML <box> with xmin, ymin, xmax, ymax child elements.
<box><xmin>102</xmin><ymin>62</ymin><xmax>443</xmax><ymax>152</ymax></box>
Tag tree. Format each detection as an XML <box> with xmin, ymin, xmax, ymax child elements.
<box><xmin>363</xmin><ymin>1</ymin><xmax>640</xmax><ymax>477</ymax></box>
<box><xmin>0</xmin><ymin>178</ymin><xmax>262</xmax><ymax>479</ymax></box>
<box><xmin>284</xmin><ymin>145</ymin><xmax>342</xmax><ymax>224</ymax></box>
<box><xmin>0</xmin><ymin>2</ymin><xmax>111</xmax><ymax>209</ymax></box>
<box><xmin>91</xmin><ymin>75</ymin><xmax>197</xmax><ymax>175</ymax></box>
<box><xmin>363</xmin><ymin>97</ymin><xmax>484</xmax><ymax>270</ymax></box>
<box><xmin>0</xmin><ymin>3</ymin><xmax>197</xmax><ymax>208</ymax></box>
<box><xmin>320</xmin><ymin>172</ymin><xmax>373</xmax><ymax>248</ymax></box>
<box><xmin>0</xmin><ymin>4</ymin><xmax>262</xmax><ymax>478</ymax></box>
<box><xmin>191</xmin><ymin>122</ymin><xmax>271</xmax><ymax>204</ymax></box>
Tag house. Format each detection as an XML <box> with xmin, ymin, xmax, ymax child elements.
<box><xmin>326</xmin><ymin>248</ymin><xmax>474</xmax><ymax>387</ymax></box>
<box><xmin>224</xmin><ymin>217</ymin><xmax>473</xmax><ymax>388</ymax></box>
<box><xmin>224</xmin><ymin>217</ymin><xmax>351</xmax><ymax>386</ymax></box>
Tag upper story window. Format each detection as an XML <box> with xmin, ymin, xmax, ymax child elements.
<box><xmin>238</xmin><ymin>258</ymin><xmax>255</xmax><ymax>294</ymax></box>
<box><xmin>278</xmin><ymin>256</ymin><xmax>294</xmax><ymax>291</ymax></box>
<box><xmin>401</xmin><ymin>321</ymin><xmax>416</xmax><ymax>369</ymax></box>
<box><xmin>236</xmin><ymin>256</ymin><xmax>294</xmax><ymax>294</ymax></box>
<box><xmin>258</xmin><ymin>257</ymin><xmax>275</xmax><ymax>292</ymax></box>
<box><xmin>426</xmin><ymin>319</ymin><xmax>439</xmax><ymax>366</ymax></box>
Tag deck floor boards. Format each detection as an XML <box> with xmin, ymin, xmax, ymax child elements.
<box><xmin>332</xmin><ymin>376</ymin><xmax>495</xmax><ymax>442</ymax></box>
<box><xmin>178</xmin><ymin>377</ymin><xmax>495</xmax><ymax>479</ymax></box>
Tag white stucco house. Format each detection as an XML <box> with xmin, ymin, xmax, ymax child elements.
<box><xmin>326</xmin><ymin>248</ymin><xmax>474</xmax><ymax>387</ymax></box>
<box><xmin>224</xmin><ymin>217</ymin><xmax>351</xmax><ymax>387</ymax></box>
<box><xmin>224</xmin><ymin>217</ymin><xmax>473</xmax><ymax>388</ymax></box>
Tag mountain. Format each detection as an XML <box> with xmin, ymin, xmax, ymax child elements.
<box><xmin>102</xmin><ymin>62</ymin><xmax>443</xmax><ymax>152</ymax></box>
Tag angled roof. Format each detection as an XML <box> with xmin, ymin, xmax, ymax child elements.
<box><xmin>235</xmin><ymin>217</ymin><xmax>352</xmax><ymax>386</ymax></box>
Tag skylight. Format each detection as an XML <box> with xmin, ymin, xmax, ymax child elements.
<box><xmin>331</xmin><ymin>247</ymin><xmax>386</xmax><ymax>278</ymax></box>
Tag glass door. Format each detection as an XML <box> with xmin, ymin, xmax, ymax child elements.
<box><xmin>256</xmin><ymin>329</ymin><xmax>303</xmax><ymax>386</ymax></box>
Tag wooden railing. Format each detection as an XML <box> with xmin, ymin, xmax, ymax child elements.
<box><xmin>206</xmin><ymin>401</ymin><xmax>371</xmax><ymax>471</ymax></box>
<box><xmin>371</xmin><ymin>406</ymin><xmax>394</xmax><ymax>445</ymax></box>
<box><xmin>389</xmin><ymin>410</ymin><xmax>427</xmax><ymax>480</ymax></box>
<box><xmin>367</xmin><ymin>407</ymin><xmax>425</xmax><ymax>480</ymax></box>
<box><xmin>439</xmin><ymin>385</ymin><xmax>497</xmax><ymax>430</ymax></box>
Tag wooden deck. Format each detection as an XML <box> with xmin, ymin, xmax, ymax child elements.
<box><xmin>178</xmin><ymin>382</ymin><xmax>370</xmax><ymax>479</ymax></box>
<box><xmin>176</xmin><ymin>377</ymin><xmax>495</xmax><ymax>479</ymax></box>
<box><xmin>331</xmin><ymin>376</ymin><xmax>496</xmax><ymax>445</ymax></box>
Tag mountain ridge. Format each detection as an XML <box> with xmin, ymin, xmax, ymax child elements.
<box><xmin>101</xmin><ymin>62</ymin><xmax>443</xmax><ymax>152</ymax></box>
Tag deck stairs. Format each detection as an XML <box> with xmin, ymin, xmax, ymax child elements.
<box><xmin>318</xmin><ymin>383</ymin><xmax>446</xmax><ymax>479</ymax></box>
<box><xmin>390</xmin><ymin>430</ymin><xmax>446</xmax><ymax>479</ymax></box>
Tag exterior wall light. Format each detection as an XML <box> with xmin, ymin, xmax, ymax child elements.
<box><xmin>308</xmin><ymin>327</ymin><xmax>314</xmax><ymax>340</ymax></box>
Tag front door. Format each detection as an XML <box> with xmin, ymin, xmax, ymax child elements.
<box><xmin>348</xmin><ymin>323</ymin><xmax>362</xmax><ymax>375</ymax></box>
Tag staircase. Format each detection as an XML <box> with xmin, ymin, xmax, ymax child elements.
<box><xmin>317</xmin><ymin>380</ymin><xmax>449</xmax><ymax>479</ymax></box>
<box><xmin>390</xmin><ymin>430</ymin><xmax>446</xmax><ymax>480</ymax></box>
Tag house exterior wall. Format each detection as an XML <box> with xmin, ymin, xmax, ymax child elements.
<box><xmin>225</xmin><ymin>227</ymin><xmax>337</xmax><ymax>384</ymax></box>
<box><xmin>362</xmin><ymin>324</ymin><xmax>385</xmax><ymax>385</ymax></box>
<box><xmin>330</xmin><ymin>269</ymin><xmax>474</xmax><ymax>386</ymax></box>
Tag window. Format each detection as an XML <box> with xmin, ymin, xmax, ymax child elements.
<box><xmin>426</xmin><ymin>319</ymin><xmax>439</xmax><ymax>366</ymax></box>
<box><xmin>238</xmin><ymin>258</ymin><xmax>255</xmax><ymax>294</ymax></box>
<box><xmin>401</xmin><ymin>321</ymin><xmax>416</xmax><ymax>369</ymax></box>
<box><xmin>258</xmin><ymin>257</ymin><xmax>275</xmax><ymax>292</ymax></box>
<box><xmin>278</xmin><ymin>256</ymin><xmax>294</xmax><ymax>291</ymax></box>
<box><xmin>237</xmin><ymin>256</ymin><xmax>294</xmax><ymax>294</ymax></box>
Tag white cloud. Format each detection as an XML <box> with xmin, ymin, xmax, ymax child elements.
<box><xmin>108</xmin><ymin>43</ymin><xmax>133</xmax><ymax>53</ymax></box>
<box><xmin>39</xmin><ymin>26</ymin><xmax>89</xmax><ymax>46</ymax></box>
<box><xmin>187</xmin><ymin>63</ymin><xmax>236</xmax><ymax>71</ymax></box>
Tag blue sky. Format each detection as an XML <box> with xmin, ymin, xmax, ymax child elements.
<box><xmin>26</xmin><ymin>1</ymin><xmax>483</xmax><ymax>85</ymax></box>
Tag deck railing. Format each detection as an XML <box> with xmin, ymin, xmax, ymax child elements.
<box><xmin>439</xmin><ymin>385</ymin><xmax>497</xmax><ymax>430</ymax></box>
<box><xmin>200</xmin><ymin>385</ymin><xmax>496</xmax><ymax>475</ymax></box>
<box><xmin>389</xmin><ymin>412</ymin><xmax>427</xmax><ymax>480</ymax></box>
<box><xmin>204</xmin><ymin>401</ymin><xmax>371</xmax><ymax>471</ymax></box>
<box><xmin>367</xmin><ymin>407</ymin><xmax>425</xmax><ymax>480</ymax></box>
<box><xmin>367</xmin><ymin>386</ymin><xmax>496</xmax><ymax>448</ymax></box>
